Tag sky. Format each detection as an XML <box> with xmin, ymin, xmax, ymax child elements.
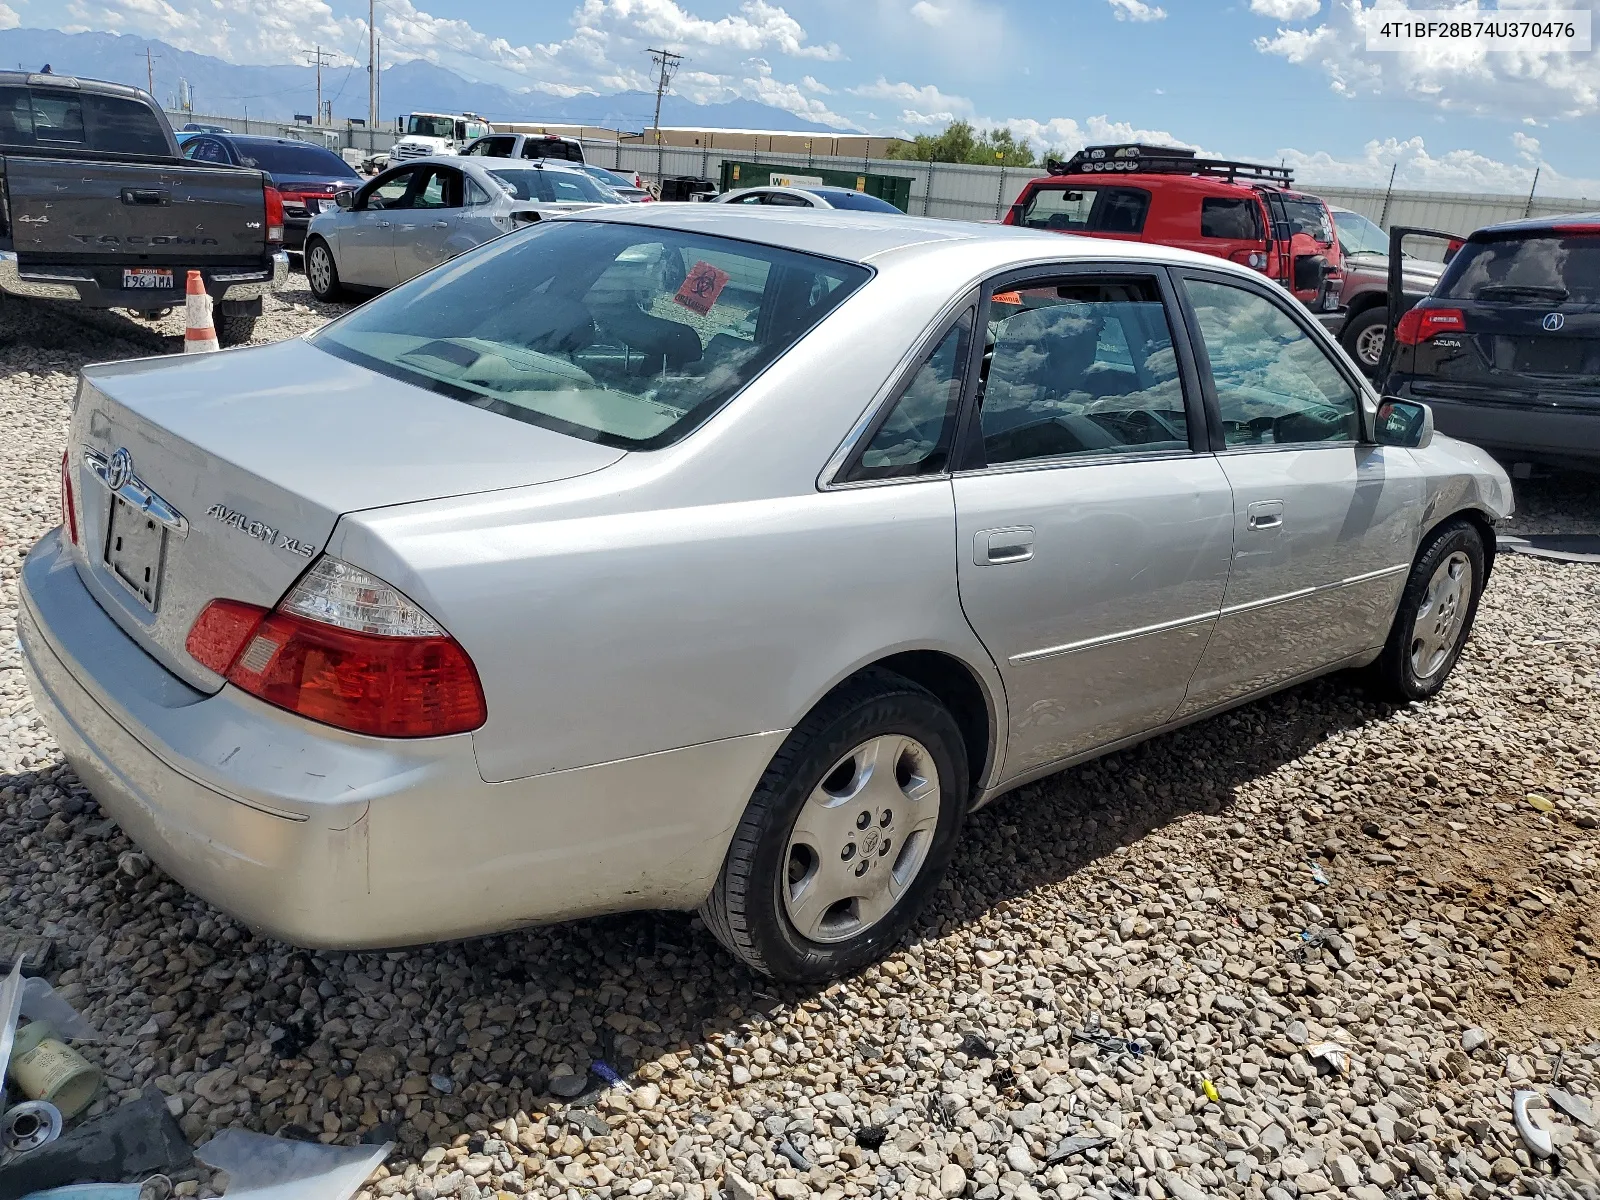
<box><xmin>25</xmin><ymin>0</ymin><xmax>1600</xmax><ymax>194</ymax></box>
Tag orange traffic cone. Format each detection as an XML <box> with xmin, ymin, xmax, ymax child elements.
<box><xmin>184</xmin><ymin>270</ymin><xmax>218</xmax><ymax>354</ymax></box>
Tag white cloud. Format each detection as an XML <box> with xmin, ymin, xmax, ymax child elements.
<box><xmin>1256</xmin><ymin>0</ymin><xmax>1600</xmax><ymax>117</ymax></box>
<box><xmin>0</xmin><ymin>4</ymin><xmax>18</xmax><ymax>30</ymax></box>
<box><xmin>909</xmin><ymin>1</ymin><xmax>947</xmax><ymax>26</ymax></box>
<box><xmin>1276</xmin><ymin>134</ymin><xmax>1600</xmax><ymax>196</ymax></box>
<box><xmin>800</xmin><ymin>74</ymin><xmax>830</xmax><ymax>93</ymax></box>
<box><xmin>1107</xmin><ymin>0</ymin><xmax>1166</xmax><ymax>22</ymax></box>
<box><xmin>63</xmin><ymin>0</ymin><xmax>363</xmax><ymax>65</ymax></box>
<box><xmin>1249</xmin><ymin>0</ymin><xmax>1319</xmax><ymax>19</ymax></box>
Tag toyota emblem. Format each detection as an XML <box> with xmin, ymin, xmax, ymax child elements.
<box><xmin>106</xmin><ymin>447</ymin><xmax>134</xmax><ymax>492</ymax></box>
<box><xmin>1543</xmin><ymin>312</ymin><xmax>1565</xmax><ymax>332</ymax></box>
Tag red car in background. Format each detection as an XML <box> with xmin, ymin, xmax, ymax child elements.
<box><xmin>1004</xmin><ymin>144</ymin><xmax>1343</xmax><ymax>314</ymax></box>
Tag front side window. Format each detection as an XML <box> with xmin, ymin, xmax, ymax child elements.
<box><xmin>1200</xmin><ymin>197</ymin><xmax>1262</xmax><ymax>241</ymax></box>
<box><xmin>1185</xmin><ymin>277</ymin><xmax>1359</xmax><ymax>447</ymax></box>
<box><xmin>976</xmin><ymin>277</ymin><xmax>1188</xmax><ymax>466</ymax></box>
<box><xmin>362</xmin><ymin>169</ymin><xmax>414</xmax><ymax>209</ymax></box>
<box><xmin>185</xmin><ymin>138</ymin><xmax>228</xmax><ymax>164</ymax></box>
<box><xmin>411</xmin><ymin>168</ymin><xmax>459</xmax><ymax>209</ymax></box>
<box><xmin>1333</xmin><ymin>210</ymin><xmax>1390</xmax><ymax>257</ymax></box>
<box><xmin>848</xmin><ymin>310</ymin><xmax>974</xmax><ymax>481</ymax></box>
<box><xmin>1015</xmin><ymin>185</ymin><xmax>1150</xmax><ymax>234</ymax></box>
<box><xmin>312</xmin><ymin>221</ymin><xmax>870</xmax><ymax>449</ymax></box>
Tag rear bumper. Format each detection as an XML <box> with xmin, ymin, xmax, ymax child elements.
<box><xmin>1402</xmin><ymin>387</ymin><xmax>1600</xmax><ymax>464</ymax></box>
<box><xmin>0</xmin><ymin>250</ymin><xmax>290</xmax><ymax>308</ymax></box>
<box><xmin>19</xmin><ymin>529</ymin><xmax>781</xmax><ymax>948</ymax></box>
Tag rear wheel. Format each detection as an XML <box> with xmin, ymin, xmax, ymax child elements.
<box><xmin>216</xmin><ymin>313</ymin><xmax>257</xmax><ymax>347</ymax></box>
<box><xmin>1341</xmin><ymin>306</ymin><xmax>1388</xmax><ymax>376</ymax></box>
<box><xmin>700</xmin><ymin>669</ymin><xmax>967</xmax><ymax>982</ymax></box>
<box><xmin>305</xmin><ymin>238</ymin><xmax>344</xmax><ymax>302</ymax></box>
<box><xmin>1374</xmin><ymin>519</ymin><xmax>1486</xmax><ymax>701</ymax></box>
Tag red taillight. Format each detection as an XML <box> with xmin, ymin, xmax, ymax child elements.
<box><xmin>1394</xmin><ymin>306</ymin><xmax>1465</xmax><ymax>346</ymax></box>
<box><xmin>59</xmin><ymin>450</ymin><xmax>78</xmax><ymax>545</ymax></box>
<box><xmin>186</xmin><ymin>596</ymin><xmax>487</xmax><ymax>738</ymax></box>
<box><xmin>264</xmin><ymin>185</ymin><xmax>284</xmax><ymax>245</ymax></box>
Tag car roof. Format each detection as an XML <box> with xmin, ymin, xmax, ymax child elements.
<box><xmin>217</xmin><ymin>134</ymin><xmax>338</xmax><ymax>149</ymax></box>
<box><xmin>1472</xmin><ymin>211</ymin><xmax>1600</xmax><ymax>237</ymax></box>
<box><xmin>571</xmin><ymin>203</ymin><xmax>1273</xmax><ymax>276</ymax></box>
<box><xmin>408</xmin><ymin>155</ymin><xmax>590</xmax><ymax>177</ymax></box>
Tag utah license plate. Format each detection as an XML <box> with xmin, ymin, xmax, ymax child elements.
<box><xmin>122</xmin><ymin>268</ymin><xmax>174</xmax><ymax>290</ymax></box>
<box><xmin>104</xmin><ymin>493</ymin><xmax>167</xmax><ymax>610</ymax></box>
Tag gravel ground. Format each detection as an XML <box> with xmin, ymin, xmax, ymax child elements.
<box><xmin>3</xmin><ymin>283</ymin><xmax>1600</xmax><ymax>1200</ymax></box>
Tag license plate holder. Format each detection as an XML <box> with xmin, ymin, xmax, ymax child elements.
<box><xmin>104</xmin><ymin>493</ymin><xmax>167</xmax><ymax>611</ymax></box>
<box><xmin>122</xmin><ymin>267</ymin><xmax>174</xmax><ymax>290</ymax></box>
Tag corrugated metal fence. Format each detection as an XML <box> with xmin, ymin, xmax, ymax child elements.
<box><xmin>170</xmin><ymin>109</ymin><xmax>1599</xmax><ymax>236</ymax></box>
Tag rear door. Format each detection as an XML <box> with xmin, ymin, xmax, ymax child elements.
<box><xmin>391</xmin><ymin>164</ymin><xmax>463</xmax><ymax>281</ymax></box>
<box><xmin>1171</xmin><ymin>268</ymin><xmax>1423</xmax><ymax>715</ymax></box>
<box><xmin>1406</xmin><ymin>229</ymin><xmax>1600</xmax><ymax>415</ymax></box>
<box><xmin>951</xmin><ymin>264</ymin><xmax>1235</xmax><ymax>783</ymax></box>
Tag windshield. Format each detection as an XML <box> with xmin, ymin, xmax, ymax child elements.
<box><xmin>406</xmin><ymin>115</ymin><xmax>454</xmax><ymax>139</ymax></box>
<box><xmin>1333</xmin><ymin>210</ymin><xmax>1390</xmax><ymax>256</ymax></box>
<box><xmin>236</xmin><ymin>141</ymin><xmax>360</xmax><ymax>177</ymax></box>
<box><xmin>311</xmin><ymin>221</ymin><xmax>870</xmax><ymax>449</ymax></box>
<box><xmin>811</xmin><ymin>189</ymin><xmax>901</xmax><ymax>213</ymax></box>
<box><xmin>1438</xmin><ymin>233</ymin><xmax>1600</xmax><ymax>304</ymax></box>
<box><xmin>1280</xmin><ymin>197</ymin><xmax>1333</xmax><ymax>243</ymax></box>
<box><xmin>486</xmin><ymin>167</ymin><xmax>621</xmax><ymax>204</ymax></box>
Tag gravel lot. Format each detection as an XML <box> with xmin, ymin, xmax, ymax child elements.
<box><xmin>3</xmin><ymin>284</ymin><xmax>1600</xmax><ymax>1200</ymax></box>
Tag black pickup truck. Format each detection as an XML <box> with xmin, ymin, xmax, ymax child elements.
<box><xmin>0</xmin><ymin>72</ymin><xmax>287</xmax><ymax>344</ymax></box>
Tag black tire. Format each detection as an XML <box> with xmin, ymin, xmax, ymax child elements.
<box><xmin>700</xmin><ymin>669</ymin><xmax>968</xmax><ymax>982</ymax></box>
<box><xmin>1340</xmin><ymin>306</ymin><xmax>1389</xmax><ymax>377</ymax></box>
<box><xmin>305</xmin><ymin>238</ymin><xmax>345</xmax><ymax>302</ymax></box>
<box><xmin>1374</xmin><ymin>519</ymin><xmax>1486</xmax><ymax>701</ymax></box>
<box><xmin>216</xmin><ymin>313</ymin><xmax>257</xmax><ymax>347</ymax></box>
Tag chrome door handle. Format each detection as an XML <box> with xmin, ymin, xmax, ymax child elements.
<box><xmin>375</xmin><ymin>220</ymin><xmax>391</xmax><ymax>228</ymax></box>
<box><xmin>1247</xmin><ymin>500</ymin><xmax>1284</xmax><ymax>531</ymax></box>
<box><xmin>975</xmin><ymin>527</ymin><xmax>1034</xmax><ymax>565</ymax></box>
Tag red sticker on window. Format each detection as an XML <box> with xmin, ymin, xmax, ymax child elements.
<box><xmin>674</xmin><ymin>260</ymin><xmax>731</xmax><ymax>316</ymax></box>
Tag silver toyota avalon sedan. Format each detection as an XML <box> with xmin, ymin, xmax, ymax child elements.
<box><xmin>21</xmin><ymin>205</ymin><xmax>1511</xmax><ymax>981</ymax></box>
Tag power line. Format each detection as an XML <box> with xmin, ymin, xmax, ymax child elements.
<box><xmin>137</xmin><ymin>46</ymin><xmax>159</xmax><ymax>95</ymax></box>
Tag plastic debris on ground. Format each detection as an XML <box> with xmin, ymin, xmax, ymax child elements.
<box><xmin>775</xmin><ymin>1140</ymin><xmax>810</xmax><ymax>1171</ymax></box>
<box><xmin>1070</xmin><ymin>1020</ymin><xmax>1145</xmax><ymax>1060</ymax></box>
<box><xmin>1307</xmin><ymin>1042</ymin><xmax>1352</xmax><ymax>1076</ymax></box>
<box><xmin>588</xmin><ymin>1061</ymin><xmax>631</xmax><ymax>1093</ymax></box>
<box><xmin>1513</xmin><ymin>1090</ymin><xmax>1555</xmax><ymax>1158</ymax></box>
<box><xmin>0</xmin><ymin>957</ymin><xmax>26</xmax><ymax>1086</ymax></box>
<box><xmin>957</xmin><ymin>1033</ymin><xmax>995</xmax><ymax>1060</ymax></box>
<box><xmin>195</xmin><ymin>1130</ymin><xmax>391</xmax><ymax>1200</ymax></box>
<box><xmin>1045</xmin><ymin>1135</ymin><xmax>1111</xmax><ymax>1164</ymax></box>
<box><xmin>16</xmin><ymin>982</ymin><xmax>98</xmax><ymax>1045</ymax></box>
<box><xmin>0</xmin><ymin>1088</ymin><xmax>190</xmax><ymax>1200</ymax></box>
<box><xmin>1550</xmin><ymin>1086</ymin><xmax>1598</xmax><ymax>1129</ymax></box>
<box><xmin>1201</xmin><ymin>1079</ymin><xmax>1220</xmax><ymax>1103</ymax></box>
<box><xmin>1309</xmin><ymin>862</ymin><xmax>1329</xmax><ymax>886</ymax></box>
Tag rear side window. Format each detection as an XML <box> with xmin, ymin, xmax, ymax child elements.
<box><xmin>84</xmin><ymin>95</ymin><xmax>169</xmax><ymax>155</ymax></box>
<box><xmin>849</xmin><ymin>310</ymin><xmax>974</xmax><ymax>480</ymax></box>
<box><xmin>1016</xmin><ymin>186</ymin><xmax>1150</xmax><ymax>234</ymax></box>
<box><xmin>1201</xmin><ymin>197</ymin><xmax>1262</xmax><ymax>240</ymax></box>
<box><xmin>1438</xmin><ymin>234</ymin><xmax>1600</xmax><ymax>305</ymax></box>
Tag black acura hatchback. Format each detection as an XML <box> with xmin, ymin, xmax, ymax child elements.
<box><xmin>1384</xmin><ymin>213</ymin><xmax>1600</xmax><ymax>471</ymax></box>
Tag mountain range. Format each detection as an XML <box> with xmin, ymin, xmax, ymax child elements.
<box><xmin>0</xmin><ymin>27</ymin><xmax>848</xmax><ymax>133</ymax></box>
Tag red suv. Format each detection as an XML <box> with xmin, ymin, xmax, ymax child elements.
<box><xmin>1004</xmin><ymin>144</ymin><xmax>1343</xmax><ymax>313</ymax></box>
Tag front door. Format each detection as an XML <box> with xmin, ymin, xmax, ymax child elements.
<box><xmin>392</xmin><ymin>165</ymin><xmax>465</xmax><ymax>282</ymax></box>
<box><xmin>951</xmin><ymin>268</ymin><xmax>1236</xmax><ymax>783</ymax></box>
<box><xmin>1172</xmin><ymin>270</ymin><xmax>1424</xmax><ymax>716</ymax></box>
<box><xmin>341</xmin><ymin>167</ymin><xmax>413</xmax><ymax>287</ymax></box>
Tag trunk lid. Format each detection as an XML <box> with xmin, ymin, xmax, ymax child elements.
<box><xmin>69</xmin><ymin>336</ymin><xmax>625</xmax><ymax>691</ymax></box>
<box><xmin>8</xmin><ymin>156</ymin><xmax>269</xmax><ymax>264</ymax></box>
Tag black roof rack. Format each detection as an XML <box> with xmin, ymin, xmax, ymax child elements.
<box><xmin>1046</xmin><ymin>143</ymin><xmax>1294</xmax><ymax>186</ymax></box>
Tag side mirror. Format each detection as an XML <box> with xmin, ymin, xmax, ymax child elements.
<box><xmin>334</xmin><ymin>189</ymin><xmax>355</xmax><ymax>210</ymax></box>
<box><xmin>1293</xmin><ymin>253</ymin><xmax>1329</xmax><ymax>292</ymax></box>
<box><xmin>1375</xmin><ymin>398</ymin><xmax>1433</xmax><ymax>449</ymax></box>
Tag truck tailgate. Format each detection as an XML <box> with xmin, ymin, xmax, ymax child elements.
<box><xmin>8</xmin><ymin>156</ymin><xmax>266</xmax><ymax>262</ymax></box>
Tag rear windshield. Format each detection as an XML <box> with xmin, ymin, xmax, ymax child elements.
<box><xmin>0</xmin><ymin>87</ymin><xmax>169</xmax><ymax>156</ymax></box>
<box><xmin>311</xmin><ymin>221</ymin><xmax>870</xmax><ymax>449</ymax></box>
<box><xmin>811</xmin><ymin>189</ymin><xmax>901</xmax><ymax>213</ymax></box>
<box><xmin>1438</xmin><ymin>233</ymin><xmax>1600</xmax><ymax>305</ymax></box>
<box><xmin>1016</xmin><ymin>185</ymin><xmax>1150</xmax><ymax>234</ymax></box>
<box><xmin>487</xmin><ymin>167</ymin><xmax>620</xmax><ymax>204</ymax></box>
<box><xmin>235</xmin><ymin>141</ymin><xmax>359</xmax><ymax>178</ymax></box>
<box><xmin>522</xmin><ymin>139</ymin><xmax>584</xmax><ymax>163</ymax></box>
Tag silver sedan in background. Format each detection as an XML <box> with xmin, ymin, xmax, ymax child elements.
<box><xmin>303</xmin><ymin>155</ymin><xmax>623</xmax><ymax>300</ymax></box>
<box><xmin>23</xmin><ymin>208</ymin><xmax>1510</xmax><ymax>981</ymax></box>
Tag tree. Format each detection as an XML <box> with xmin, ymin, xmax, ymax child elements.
<box><xmin>886</xmin><ymin>120</ymin><xmax>1038</xmax><ymax>168</ymax></box>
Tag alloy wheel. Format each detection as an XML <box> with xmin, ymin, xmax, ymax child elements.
<box><xmin>781</xmin><ymin>734</ymin><xmax>941</xmax><ymax>944</ymax></box>
<box><xmin>1354</xmin><ymin>322</ymin><xmax>1386</xmax><ymax>369</ymax></box>
<box><xmin>1410</xmin><ymin>550</ymin><xmax>1473</xmax><ymax>679</ymax></box>
<box><xmin>308</xmin><ymin>246</ymin><xmax>333</xmax><ymax>295</ymax></box>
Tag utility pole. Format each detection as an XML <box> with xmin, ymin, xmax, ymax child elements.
<box><xmin>1524</xmin><ymin>166</ymin><xmax>1541</xmax><ymax>218</ymax></box>
<box><xmin>138</xmin><ymin>47</ymin><xmax>159</xmax><ymax>96</ymax></box>
<box><xmin>375</xmin><ymin>34</ymin><xmax>382</xmax><ymax>130</ymax></box>
<box><xmin>368</xmin><ymin>0</ymin><xmax>377</xmax><ymax>128</ymax></box>
<box><xmin>646</xmin><ymin>47</ymin><xmax>683</xmax><ymax>140</ymax></box>
<box><xmin>303</xmin><ymin>45</ymin><xmax>335</xmax><ymax>124</ymax></box>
